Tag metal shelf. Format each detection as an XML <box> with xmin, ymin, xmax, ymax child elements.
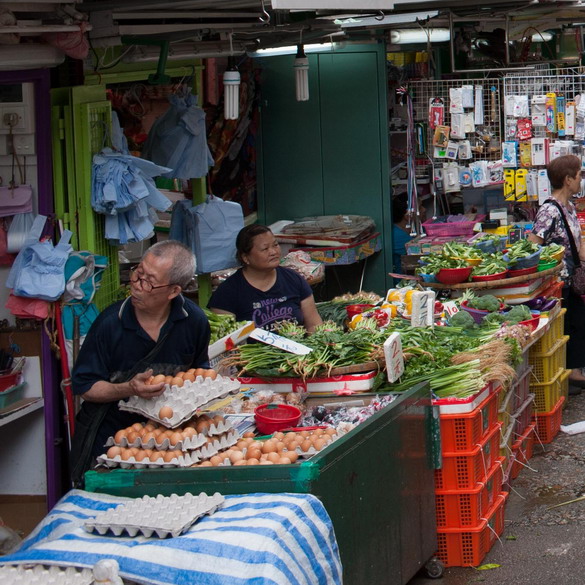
<box><xmin>0</xmin><ymin>398</ymin><xmax>44</xmax><ymax>428</ymax></box>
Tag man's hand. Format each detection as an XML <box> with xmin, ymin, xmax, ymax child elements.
<box><xmin>129</xmin><ymin>369</ymin><xmax>165</xmax><ymax>399</ymax></box>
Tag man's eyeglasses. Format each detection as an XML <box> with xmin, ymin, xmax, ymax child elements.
<box><xmin>129</xmin><ymin>267</ymin><xmax>177</xmax><ymax>293</ymax></box>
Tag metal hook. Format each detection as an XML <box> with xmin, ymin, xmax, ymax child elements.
<box><xmin>375</xmin><ymin>11</ymin><xmax>385</xmax><ymax>21</ymax></box>
<box><xmin>259</xmin><ymin>0</ymin><xmax>270</xmax><ymax>24</ymax></box>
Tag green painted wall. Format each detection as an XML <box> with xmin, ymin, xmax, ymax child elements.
<box><xmin>257</xmin><ymin>43</ymin><xmax>391</xmax><ymax>295</ymax></box>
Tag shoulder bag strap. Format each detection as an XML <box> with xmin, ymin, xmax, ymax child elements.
<box><xmin>545</xmin><ymin>198</ymin><xmax>581</xmax><ymax>269</ymax></box>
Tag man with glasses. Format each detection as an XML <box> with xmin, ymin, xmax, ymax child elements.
<box><xmin>70</xmin><ymin>240</ymin><xmax>210</xmax><ymax>485</ymax></box>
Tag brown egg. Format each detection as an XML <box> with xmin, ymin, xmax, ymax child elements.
<box><xmin>313</xmin><ymin>439</ymin><xmax>326</xmax><ymax>451</ymax></box>
<box><xmin>286</xmin><ymin>451</ymin><xmax>299</xmax><ymax>463</ymax></box>
<box><xmin>273</xmin><ymin>432</ymin><xmax>285</xmax><ymax>441</ymax></box>
<box><xmin>279</xmin><ymin>456</ymin><xmax>292</xmax><ymax>465</ymax></box>
<box><xmin>114</xmin><ymin>430</ymin><xmax>127</xmax><ymax>444</ymax></box>
<box><xmin>129</xmin><ymin>447</ymin><xmax>140</xmax><ymax>456</ymax></box>
<box><xmin>262</xmin><ymin>440</ymin><xmax>277</xmax><ymax>454</ymax></box>
<box><xmin>143</xmin><ymin>431</ymin><xmax>157</xmax><ymax>444</ymax></box>
<box><xmin>195</xmin><ymin>420</ymin><xmax>210</xmax><ymax>435</ymax></box>
<box><xmin>325</xmin><ymin>428</ymin><xmax>336</xmax><ymax>436</ymax></box>
<box><xmin>213</xmin><ymin>414</ymin><xmax>224</xmax><ymax>425</ymax></box>
<box><xmin>203</xmin><ymin>369</ymin><xmax>218</xmax><ymax>380</ymax></box>
<box><xmin>183</xmin><ymin>427</ymin><xmax>196</xmax><ymax>439</ymax></box>
<box><xmin>234</xmin><ymin>460</ymin><xmax>247</xmax><ymax>466</ymax></box>
<box><xmin>120</xmin><ymin>449</ymin><xmax>133</xmax><ymax>461</ymax></box>
<box><xmin>246</xmin><ymin>458</ymin><xmax>260</xmax><ymax>465</ymax></box>
<box><xmin>299</xmin><ymin>431</ymin><xmax>310</xmax><ymax>439</ymax></box>
<box><xmin>151</xmin><ymin>451</ymin><xmax>164</xmax><ymax>463</ymax></box>
<box><xmin>134</xmin><ymin>451</ymin><xmax>149</xmax><ymax>462</ymax></box>
<box><xmin>246</xmin><ymin>449</ymin><xmax>262</xmax><ymax>460</ymax></box>
<box><xmin>144</xmin><ymin>422</ymin><xmax>157</xmax><ymax>432</ymax></box>
<box><xmin>199</xmin><ymin>461</ymin><xmax>213</xmax><ymax>467</ymax></box>
<box><xmin>229</xmin><ymin>451</ymin><xmax>245</xmax><ymax>464</ymax></box>
<box><xmin>275</xmin><ymin>442</ymin><xmax>285</xmax><ymax>453</ymax></box>
<box><xmin>300</xmin><ymin>440</ymin><xmax>312</xmax><ymax>452</ymax></box>
<box><xmin>163</xmin><ymin>451</ymin><xmax>177</xmax><ymax>463</ymax></box>
<box><xmin>209</xmin><ymin>455</ymin><xmax>223</xmax><ymax>466</ymax></box>
<box><xmin>259</xmin><ymin>460</ymin><xmax>273</xmax><ymax>465</ymax></box>
<box><xmin>199</xmin><ymin>414</ymin><xmax>212</xmax><ymax>422</ymax></box>
<box><xmin>186</xmin><ymin>368</ymin><xmax>197</xmax><ymax>375</ymax></box>
<box><xmin>107</xmin><ymin>446</ymin><xmax>122</xmax><ymax>459</ymax></box>
<box><xmin>182</xmin><ymin>372</ymin><xmax>195</xmax><ymax>383</ymax></box>
<box><xmin>151</xmin><ymin>374</ymin><xmax>166</xmax><ymax>385</ymax></box>
<box><xmin>243</xmin><ymin>431</ymin><xmax>255</xmax><ymax>438</ymax></box>
<box><xmin>170</xmin><ymin>432</ymin><xmax>183</xmax><ymax>446</ymax></box>
<box><xmin>236</xmin><ymin>440</ymin><xmax>249</xmax><ymax>450</ymax></box>
<box><xmin>267</xmin><ymin>452</ymin><xmax>280</xmax><ymax>463</ymax></box>
<box><xmin>159</xmin><ymin>406</ymin><xmax>174</xmax><ymax>420</ymax></box>
<box><xmin>194</xmin><ymin>368</ymin><xmax>205</xmax><ymax>378</ymax></box>
<box><xmin>312</xmin><ymin>428</ymin><xmax>324</xmax><ymax>437</ymax></box>
<box><xmin>126</xmin><ymin>431</ymin><xmax>138</xmax><ymax>444</ymax></box>
<box><xmin>171</xmin><ymin>376</ymin><xmax>184</xmax><ymax>388</ymax></box>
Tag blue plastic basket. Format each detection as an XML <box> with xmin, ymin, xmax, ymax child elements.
<box><xmin>472</xmin><ymin>236</ymin><xmax>508</xmax><ymax>254</ymax></box>
<box><xmin>503</xmin><ymin>247</ymin><xmax>541</xmax><ymax>269</ymax></box>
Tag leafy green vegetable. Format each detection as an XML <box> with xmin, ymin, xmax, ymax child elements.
<box><xmin>467</xmin><ymin>294</ymin><xmax>501</xmax><ymax>312</ymax></box>
<box><xmin>449</xmin><ymin>310</ymin><xmax>477</xmax><ymax>330</ymax></box>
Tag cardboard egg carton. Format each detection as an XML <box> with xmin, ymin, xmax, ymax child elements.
<box><xmin>196</xmin><ymin>430</ymin><xmax>239</xmax><ymax>460</ymax></box>
<box><xmin>84</xmin><ymin>492</ymin><xmax>225</xmax><ymax>538</ymax></box>
<box><xmin>97</xmin><ymin>451</ymin><xmax>200</xmax><ymax>469</ymax></box>
<box><xmin>119</xmin><ymin>375</ymin><xmax>240</xmax><ymax>428</ymax></box>
<box><xmin>105</xmin><ymin>432</ymin><xmax>207</xmax><ymax>452</ymax></box>
<box><xmin>0</xmin><ymin>565</ymin><xmax>93</xmax><ymax>585</ymax></box>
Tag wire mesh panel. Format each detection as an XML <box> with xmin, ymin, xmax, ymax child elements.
<box><xmin>409</xmin><ymin>78</ymin><xmax>503</xmax><ymax>177</ymax></box>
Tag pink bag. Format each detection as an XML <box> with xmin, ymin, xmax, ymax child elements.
<box><xmin>0</xmin><ymin>184</ymin><xmax>33</xmax><ymax>217</ymax></box>
<box><xmin>5</xmin><ymin>293</ymin><xmax>49</xmax><ymax>320</ymax></box>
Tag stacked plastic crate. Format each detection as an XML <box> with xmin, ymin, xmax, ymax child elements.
<box><xmin>529</xmin><ymin>308</ymin><xmax>569</xmax><ymax>444</ymax></box>
<box><xmin>434</xmin><ymin>384</ymin><xmax>507</xmax><ymax>567</ymax></box>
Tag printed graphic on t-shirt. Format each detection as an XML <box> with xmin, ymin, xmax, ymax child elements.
<box><xmin>252</xmin><ymin>296</ymin><xmax>297</xmax><ymax>330</ymax></box>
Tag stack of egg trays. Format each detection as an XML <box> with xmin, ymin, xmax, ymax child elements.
<box><xmin>96</xmin><ymin>451</ymin><xmax>201</xmax><ymax>469</ymax></box>
<box><xmin>0</xmin><ymin>565</ymin><xmax>93</xmax><ymax>585</ymax></box>
<box><xmin>105</xmin><ymin>431</ymin><xmax>207</xmax><ymax>452</ymax></box>
<box><xmin>194</xmin><ymin>429</ymin><xmax>239</xmax><ymax>461</ymax></box>
<box><xmin>84</xmin><ymin>492</ymin><xmax>225</xmax><ymax>538</ymax></box>
<box><xmin>119</xmin><ymin>375</ymin><xmax>241</xmax><ymax>428</ymax></box>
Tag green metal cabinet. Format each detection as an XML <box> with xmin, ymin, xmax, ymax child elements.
<box><xmin>86</xmin><ymin>383</ymin><xmax>437</xmax><ymax>585</ymax></box>
<box><xmin>256</xmin><ymin>43</ymin><xmax>392</xmax><ymax>295</ymax></box>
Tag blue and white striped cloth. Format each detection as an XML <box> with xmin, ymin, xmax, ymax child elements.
<box><xmin>0</xmin><ymin>490</ymin><xmax>342</xmax><ymax>585</ymax></box>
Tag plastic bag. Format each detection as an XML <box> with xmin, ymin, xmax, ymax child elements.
<box><xmin>280</xmin><ymin>250</ymin><xmax>324</xmax><ymax>283</ymax></box>
<box><xmin>6</xmin><ymin>215</ymin><xmax>73</xmax><ymax>301</ymax></box>
<box><xmin>192</xmin><ymin>195</ymin><xmax>243</xmax><ymax>274</ymax></box>
<box><xmin>6</xmin><ymin>212</ymin><xmax>35</xmax><ymax>253</ymax></box>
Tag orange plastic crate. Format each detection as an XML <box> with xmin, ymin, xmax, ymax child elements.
<box><xmin>528</xmin><ymin>335</ymin><xmax>569</xmax><ymax>383</ymax></box>
<box><xmin>440</xmin><ymin>389</ymin><xmax>499</xmax><ymax>452</ymax></box>
<box><xmin>532</xmin><ymin>396</ymin><xmax>564</xmax><ymax>444</ymax></box>
<box><xmin>436</xmin><ymin>492</ymin><xmax>508</xmax><ymax>567</ymax></box>
<box><xmin>511</xmin><ymin>423</ymin><xmax>536</xmax><ymax>480</ymax></box>
<box><xmin>435</xmin><ymin>423</ymin><xmax>502</xmax><ymax>491</ymax></box>
<box><xmin>435</xmin><ymin>457</ymin><xmax>505</xmax><ymax>529</ymax></box>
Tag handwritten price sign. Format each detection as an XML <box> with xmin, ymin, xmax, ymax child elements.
<box><xmin>249</xmin><ymin>328</ymin><xmax>313</xmax><ymax>355</ymax></box>
<box><xmin>411</xmin><ymin>290</ymin><xmax>436</xmax><ymax>328</ymax></box>
<box><xmin>384</xmin><ymin>332</ymin><xmax>404</xmax><ymax>383</ymax></box>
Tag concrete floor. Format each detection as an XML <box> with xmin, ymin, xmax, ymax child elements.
<box><xmin>409</xmin><ymin>389</ymin><xmax>585</xmax><ymax>585</ymax></box>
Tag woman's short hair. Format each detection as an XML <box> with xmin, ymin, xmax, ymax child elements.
<box><xmin>392</xmin><ymin>194</ymin><xmax>409</xmax><ymax>223</ymax></box>
<box><xmin>235</xmin><ymin>224</ymin><xmax>273</xmax><ymax>264</ymax></box>
<box><xmin>144</xmin><ymin>240</ymin><xmax>195</xmax><ymax>288</ymax></box>
<box><xmin>547</xmin><ymin>154</ymin><xmax>582</xmax><ymax>189</ymax></box>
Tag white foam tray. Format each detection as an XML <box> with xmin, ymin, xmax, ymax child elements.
<box><xmin>84</xmin><ymin>492</ymin><xmax>225</xmax><ymax>538</ymax></box>
<box><xmin>119</xmin><ymin>375</ymin><xmax>241</xmax><ymax>428</ymax></box>
<box><xmin>0</xmin><ymin>565</ymin><xmax>93</xmax><ymax>585</ymax></box>
<box><xmin>97</xmin><ymin>451</ymin><xmax>200</xmax><ymax>469</ymax></box>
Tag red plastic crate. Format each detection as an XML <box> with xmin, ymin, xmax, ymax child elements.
<box><xmin>436</xmin><ymin>492</ymin><xmax>508</xmax><ymax>567</ymax></box>
<box><xmin>532</xmin><ymin>397</ymin><xmax>564</xmax><ymax>444</ymax></box>
<box><xmin>435</xmin><ymin>457</ymin><xmax>505</xmax><ymax>529</ymax></box>
<box><xmin>511</xmin><ymin>423</ymin><xmax>536</xmax><ymax>480</ymax></box>
<box><xmin>435</xmin><ymin>423</ymin><xmax>502</xmax><ymax>491</ymax></box>
<box><xmin>440</xmin><ymin>389</ymin><xmax>499</xmax><ymax>452</ymax></box>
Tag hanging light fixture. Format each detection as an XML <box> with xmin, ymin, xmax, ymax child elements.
<box><xmin>294</xmin><ymin>44</ymin><xmax>309</xmax><ymax>101</ymax></box>
<box><xmin>223</xmin><ymin>34</ymin><xmax>240</xmax><ymax>120</ymax></box>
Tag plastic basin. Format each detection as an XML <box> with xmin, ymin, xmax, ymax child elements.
<box><xmin>435</xmin><ymin>266</ymin><xmax>473</xmax><ymax>285</ymax></box>
<box><xmin>471</xmin><ymin>270</ymin><xmax>508</xmax><ymax>282</ymax></box>
<box><xmin>503</xmin><ymin>247</ymin><xmax>541</xmax><ymax>269</ymax></box>
<box><xmin>254</xmin><ymin>404</ymin><xmax>302</xmax><ymax>434</ymax></box>
<box><xmin>537</xmin><ymin>260</ymin><xmax>558</xmax><ymax>272</ymax></box>
<box><xmin>507</xmin><ymin>266</ymin><xmax>538</xmax><ymax>278</ymax></box>
<box><xmin>518</xmin><ymin>313</ymin><xmax>541</xmax><ymax>332</ymax></box>
<box><xmin>460</xmin><ymin>300</ymin><xmax>506</xmax><ymax>324</ymax></box>
<box><xmin>0</xmin><ymin>372</ymin><xmax>19</xmax><ymax>392</ymax></box>
<box><xmin>451</xmin><ymin>257</ymin><xmax>482</xmax><ymax>267</ymax></box>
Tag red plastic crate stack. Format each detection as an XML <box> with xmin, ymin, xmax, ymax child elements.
<box><xmin>511</xmin><ymin>423</ymin><xmax>537</xmax><ymax>480</ymax></box>
<box><xmin>434</xmin><ymin>386</ymin><xmax>507</xmax><ymax>567</ymax></box>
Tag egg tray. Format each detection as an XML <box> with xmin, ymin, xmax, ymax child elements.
<box><xmin>84</xmin><ymin>492</ymin><xmax>225</xmax><ymax>538</ymax></box>
<box><xmin>96</xmin><ymin>451</ymin><xmax>200</xmax><ymax>469</ymax></box>
<box><xmin>119</xmin><ymin>375</ymin><xmax>241</xmax><ymax>428</ymax></box>
<box><xmin>195</xmin><ymin>430</ymin><xmax>239</xmax><ymax>460</ymax></box>
<box><xmin>0</xmin><ymin>565</ymin><xmax>94</xmax><ymax>585</ymax></box>
<box><xmin>105</xmin><ymin>432</ymin><xmax>208</xmax><ymax>452</ymax></box>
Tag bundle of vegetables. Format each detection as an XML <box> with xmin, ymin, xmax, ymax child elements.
<box><xmin>471</xmin><ymin>253</ymin><xmax>507</xmax><ymax>276</ymax></box>
<box><xmin>418</xmin><ymin>252</ymin><xmax>468</xmax><ymax>275</ymax></box>
<box><xmin>442</xmin><ymin>241</ymin><xmax>483</xmax><ymax>259</ymax></box>
<box><xmin>203</xmin><ymin>309</ymin><xmax>249</xmax><ymax>345</ymax></box>
<box><xmin>221</xmin><ymin>320</ymin><xmax>386</xmax><ymax>379</ymax></box>
<box><xmin>316</xmin><ymin>292</ymin><xmax>382</xmax><ymax>327</ymax></box>
<box><xmin>539</xmin><ymin>243</ymin><xmax>564</xmax><ymax>263</ymax></box>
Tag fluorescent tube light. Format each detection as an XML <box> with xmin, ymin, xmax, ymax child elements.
<box><xmin>389</xmin><ymin>28</ymin><xmax>450</xmax><ymax>44</ymax></box>
<box><xmin>249</xmin><ymin>42</ymin><xmax>334</xmax><ymax>57</ymax></box>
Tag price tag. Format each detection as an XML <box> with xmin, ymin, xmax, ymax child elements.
<box><xmin>443</xmin><ymin>301</ymin><xmax>460</xmax><ymax>318</ymax></box>
<box><xmin>411</xmin><ymin>290</ymin><xmax>435</xmax><ymax>327</ymax></box>
<box><xmin>249</xmin><ymin>328</ymin><xmax>313</xmax><ymax>355</ymax></box>
<box><xmin>384</xmin><ymin>332</ymin><xmax>404</xmax><ymax>383</ymax></box>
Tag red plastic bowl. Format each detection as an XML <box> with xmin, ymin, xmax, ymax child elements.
<box><xmin>254</xmin><ymin>404</ymin><xmax>302</xmax><ymax>435</ymax></box>
<box><xmin>346</xmin><ymin>304</ymin><xmax>375</xmax><ymax>320</ymax></box>
<box><xmin>436</xmin><ymin>266</ymin><xmax>473</xmax><ymax>285</ymax></box>
<box><xmin>471</xmin><ymin>270</ymin><xmax>508</xmax><ymax>282</ymax></box>
<box><xmin>507</xmin><ymin>266</ymin><xmax>538</xmax><ymax>278</ymax></box>
<box><xmin>519</xmin><ymin>314</ymin><xmax>541</xmax><ymax>332</ymax></box>
<box><xmin>0</xmin><ymin>372</ymin><xmax>19</xmax><ymax>392</ymax></box>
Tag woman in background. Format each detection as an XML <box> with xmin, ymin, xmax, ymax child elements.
<box><xmin>208</xmin><ymin>224</ymin><xmax>322</xmax><ymax>333</ymax></box>
<box><xmin>527</xmin><ymin>154</ymin><xmax>585</xmax><ymax>393</ymax></box>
